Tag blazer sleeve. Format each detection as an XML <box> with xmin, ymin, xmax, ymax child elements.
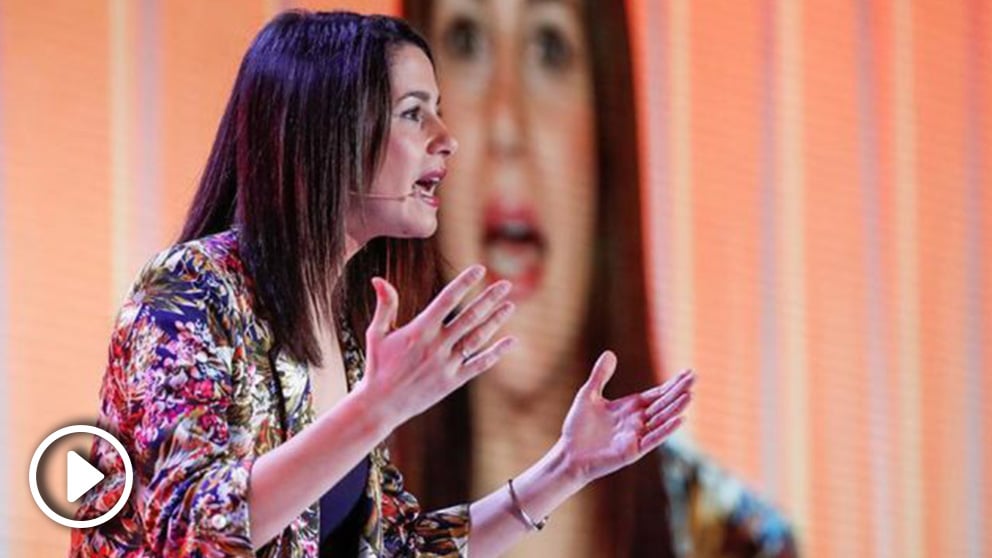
<box><xmin>378</xmin><ymin>450</ymin><xmax>472</xmax><ymax>557</ymax></box>
<box><xmin>72</xmin><ymin>247</ymin><xmax>256</xmax><ymax>557</ymax></box>
<box><xmin>660</xmin><ymin>441</ymin><xmax>798</xmax><ymax>558</ymax></box>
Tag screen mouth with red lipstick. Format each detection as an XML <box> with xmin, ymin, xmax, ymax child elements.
<box><xmin>482</xmin><ymin>205</ymin><xmax>547</xmax><ymax>302</ymax></box>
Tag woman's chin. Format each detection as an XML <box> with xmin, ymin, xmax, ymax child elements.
<box><xmin>414</xmin><ymin>220</ymin><xmax>439</xmax><ymax>238</ymax></box>
<box><xmin>390</xmin><ymin>218</ymin><xmax>438</xmax><ymax>239</ymax></box>
<box><xmin>476</xmin><ymin>348</ymin><xmax>557</xmax><ymax>402</ymax></box>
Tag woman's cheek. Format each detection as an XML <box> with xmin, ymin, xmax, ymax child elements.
<box><xmin>532</xmin><ymin>82</ymin><xmax>597</xmax><ymax>319</ymax></box>
<box><xmin>438</xmin><ymin>94</ymin><xmax>486</xmax><ymax>270</ymax></box>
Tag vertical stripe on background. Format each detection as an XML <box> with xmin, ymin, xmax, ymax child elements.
<box><xmin>982</xmin><ymin>3</ymin><xmax>992</xmax><ymax>552</ymax></box>
<box><xmin>111</xmin><ymin>0</ymin><xmax>165</xmax><ymax>301</ymax></box>
<box><xmin>135</xmin><ymin>0</ymin><xmax>161</xmax><ymax>267</ymax></box>
<box><xmin>669</xmin><ymin>0</ymin><xmax>693</xmax><ymax>431</ymax></box>
<box><xmin>627</xmin><ymin>0</ymin><xmax>672</xmax><ymax>385</ymax></box>
<box><xmin>158</xmin><ymin>2</ymin><xmax>271</xmax><ymax>245</ymax></box>
<box><xmin>4</xmin><ymin>2</ymin><xmax>113</xmax><ymax>552</ymax></box>
<box><xmin>110</xmin><ymin>0</ymin><xmax>132</xmax><ymax>304</ymax></box>
<box><xmin>963</xmin><ymin>1</ymin><xmax>985</xmax><ymax>555</ymax></box>
<box><xmin>916</xmin><ymin>0</ymin><xmax>969</xmax><ymax>553</ymax></box>
<box><xmin>892</xmin><ymin>0</ymin><xmax>922</xmax><ymax>555</ymax></box>
<box><xmin>777</xmin><ymin>0</ymin><xmax>809</xmax><ymax>544</ymax></box>
<box><xmin>0</xmin><ymin>2</ymin><xmax>10</xmax><ymax>552</ymax></box>
<box><xmin>112</xmin><ymin>0</ymin><xmax>161</xmax><ymax>299</ymax></box>
<box><xmin>757</xmin><ymin>0</ymin><xmax>781</xmax><ymax>502</ymax></box>
<box><xmin>688</xmin><ymin>0</ymin><xmax>763</xmax><ymax>480</ymax></box>
<box><xmin>854</xmin><ymin>1</ymin><xmax>893</xmax><ymax>556</ymax></box>
<box><xmin>804</xmin><ymin>0</ymin><xmax>866</xmax><ymax>553</ymax></box>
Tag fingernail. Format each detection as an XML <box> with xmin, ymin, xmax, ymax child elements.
<box><xmin>470</xmin><ymin>265</ymin><xmax>486</xmax><ymax>279</ymax></box>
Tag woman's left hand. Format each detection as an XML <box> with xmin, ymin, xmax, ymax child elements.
<box><xmin>559</xmin><ymin>351</ymin><xmax>695</xmax><ymax>483</ymax></box>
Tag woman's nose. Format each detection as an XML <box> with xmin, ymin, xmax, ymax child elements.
<box><xmin>487</xmin><ymin>55</ymin><xmax>524</xmax><ymax>158</ymax></box>
<box><xmin>430</xmin><ymin>118</ymin><xmax>459</xmax><ymax>157</ymax></box>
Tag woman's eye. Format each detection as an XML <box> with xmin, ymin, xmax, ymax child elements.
<box><xmin>534</xmin><ymin>25</ymin><xmax>572</xmax><ymax>70</ymax></box>
<box><xmin>443</xmin><ymin>16</ymin><xmax>482</xmax><ymax>60</ymax></box>
<box><xmin>401</xmin><ymin>107</ymin><xmax>423</xmax><ymax>122</ymax></box>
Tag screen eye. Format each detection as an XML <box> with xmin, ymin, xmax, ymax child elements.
<box><xmin>534</xmin><ymin>24</ymin><xmax>573</xmax><ymax>71</ymax></box>
<box><xmin>443</xmin><ymin>16</ymin><xmax>483</xmax><ymax>61</ymax></box>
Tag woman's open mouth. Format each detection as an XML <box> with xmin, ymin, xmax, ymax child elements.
<box><xmin>413</xmin><ymin>169</ymin><xmax>444</xmax><ymax>208</ymax></box>
<box><xmin>413</xmin><ymin>180</ymin><xmax>439</xmax><ymax>207</ymax></box>
<box><xmin>482</xmin><ymin>203</ymin><xmax>546</xmax><ymax>301</ymax></box>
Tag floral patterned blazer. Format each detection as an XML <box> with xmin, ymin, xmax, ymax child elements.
<box><xmin>660</xmin><ymin>438</ymin><xmax>798</xmax><ymax>557</ymax></box>
<box><xmin>70</xmin><ymin>230</ymin><xmax>470</xmax><ymax>557</ymax></box>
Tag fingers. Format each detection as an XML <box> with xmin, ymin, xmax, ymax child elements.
<box><xmin>416</xmin><ymin>265</ymin><xmax>487</xmax><ymax>329</ymax></box>
<box><xmin>639</xmin><ymin>415</ymin><xmax>685</xmax><ymax>452</ymax></box>
<box><xmin>644</xmin><ymin>370</ymin><xmax>695</xmax><ymax>416</ymax></box>
<box><xmin>459</xmin><ymin>336</ymin><xmax>517</xmax><ymax>379</ymax></box>
<box><xmin>637</xmin><ymin>370</ymin><xmax>695</xmax><ymax>452</ymax></box>
<box><xmin>367</xmin><ymin>277</ymin><xmax>399</xmax><ymax>341</ymax></box>
<box><xmin>443</xmin><ymin>279</ymin><xmax>513</xmax><ymax>347</ymax></box>
<box><xmin>645</xmin><ymin>391</ymin><xmax>691</xmax><ymax>430</ymax></box>
<box><xmin>638</xmin><ymin>368</ymin><xmax>694</xmax><ymax>403</ymax></box>
<box><xmin>582</xmin><ymin>351</ymin><xmax>618</xmax><ymax>399</ymax></box>
<box><xmin>451</xmin><ymin>301</ymin><xmax>515</xmax><ymax>358</ymax></box>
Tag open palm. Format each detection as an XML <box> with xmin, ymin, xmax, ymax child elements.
<box><xmin>560</xmin><ymin>351</ymin><xmax>694</xmax><ymax>483</ymax></box>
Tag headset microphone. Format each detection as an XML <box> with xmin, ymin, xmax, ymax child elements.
<box><xmin>349</xmin><ymin>191</ymin><xmax>415</xmax><ymax>201</ymax></box>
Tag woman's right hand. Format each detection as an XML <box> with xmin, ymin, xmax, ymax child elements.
<box><xmin>358</xmin><ymin>264</ymin><xmax>517</xmax><ymax>428</ymax></box>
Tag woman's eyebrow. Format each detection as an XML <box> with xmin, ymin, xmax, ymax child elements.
<box><xmin>396</xmin><ymin>90</ymin><xmax>442</xmax><ymax>108</ymax></box>
<box><xmin>397</xmin><ymin>90</ymin><xmax>433</xmax><ymax>103</ymax></box>
<box><xmin>528</xmin><ymin>0</ymin><xmax>577</xmax><ymax>7</ymax></box>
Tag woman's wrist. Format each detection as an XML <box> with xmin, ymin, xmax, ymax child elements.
<box><xmin>329</xmin><ymin>384</ymin><xmax>399</xmax><ymax>442</ymax></box>
<box><xmin>545</xmin><ymin>437</ymin><xmax>589</xmax><ymax>494</ymax></box>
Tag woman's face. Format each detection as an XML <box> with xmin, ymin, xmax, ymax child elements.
<box><xmin>349</xmin><ymin>44</ymin><xmax>457</xmax><ymax>242</ymax></box>
<box><xmin>429</xmin><ymin>0</ymin><xmax>597</xmax><ymax>397</ymax></box>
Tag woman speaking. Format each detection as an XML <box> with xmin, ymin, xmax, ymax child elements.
<box><xmin>69</xmin><ymin>10</ymin><xmax>694</xmax><ymax>557</ymax></box>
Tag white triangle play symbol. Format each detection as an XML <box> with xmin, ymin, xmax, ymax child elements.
<box><xmin>66</xmin><ymin>450</ymin><xmax>105</xmax><ymax>503</ymax></box>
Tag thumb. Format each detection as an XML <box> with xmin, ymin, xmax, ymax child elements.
<box><xmin>367</xmin><ymin>277</ymin><xmax>399</xmax><ymax>341</ymax></box>
<box><xmin>583</xmin><ymin>350</ymin><xmax>618</xmax><ymax>399</ymax></box>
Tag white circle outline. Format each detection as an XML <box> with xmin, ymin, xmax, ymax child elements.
<box><xmin>28</xmin><ymin>424</ymin><xmax>134</xmax><ymax>529</ymax></box>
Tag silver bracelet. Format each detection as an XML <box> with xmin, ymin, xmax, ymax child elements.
<box><xmin>507</xmin><ymin>478</ymin><xmax>548</xmax><ymax>531</ymax></box>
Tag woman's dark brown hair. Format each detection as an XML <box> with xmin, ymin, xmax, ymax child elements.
<box><xmin>179</xmin><ymin>10</ymin><xmax>443</xmax><ymax>365</ymax></box>
<box><xmin>396</xmin><ymin>1</ymin><xmax>675</xmax><ymax>555</ymax></box>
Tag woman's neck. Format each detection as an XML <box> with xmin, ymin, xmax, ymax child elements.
<box><xmin>467</xmin><ymin>354</ymin><xmax>583</xmax><ymax>497</ymax></box>
<box><xmin>467</xmin><ymin>353</ymin><xmax>605</xmax><ymax>558</ymax></box>
<box><xmin>343</xmin><ymin>230</ymin><xmax>364</xmax><ymax>264</ymax></box>
<box><xmin>318</xmin><ymin>230</ymin><xmax>364</xmax><ymax>303</ymax></box>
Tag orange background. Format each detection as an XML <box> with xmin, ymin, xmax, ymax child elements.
<box><xmin>0</xmin><ymin>1</ymin><xmax>989</xmax><ymax>556</ymax></box>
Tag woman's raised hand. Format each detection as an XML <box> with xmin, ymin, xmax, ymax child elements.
<box><xmin>359</xmin><ymin>265</ymin><xmax>517</xmax><ymax>427</ymax></box>
<box><xmin>559</xmin><ymin>352</ymin><xmax>695</xmax><ymax>483</ymax></box>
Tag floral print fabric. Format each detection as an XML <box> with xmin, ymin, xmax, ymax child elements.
<box><xmin>661</xmin><ymin>438</ymin><xmax>798</xmax><ymax>557</ymax></box>
<box><xmin>69</xmin><ymin>230</ymin><xmax>470</xmax><ymax>557</ymax></box>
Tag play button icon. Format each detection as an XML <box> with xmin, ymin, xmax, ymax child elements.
<box><xmin>66</xmin><ymin>450</ymin><xmax>106</xmax><ymax>503</ymax></box>
<box><xmin>29</xmin><ymin>424</ymin><xmax>134</xmax><ymax>529</ymax></box>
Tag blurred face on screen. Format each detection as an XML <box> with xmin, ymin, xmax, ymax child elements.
<box><xmin>430</xmin><ymin>0</ymin><xmax>597</xmax><ymax>397</ymax></box>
